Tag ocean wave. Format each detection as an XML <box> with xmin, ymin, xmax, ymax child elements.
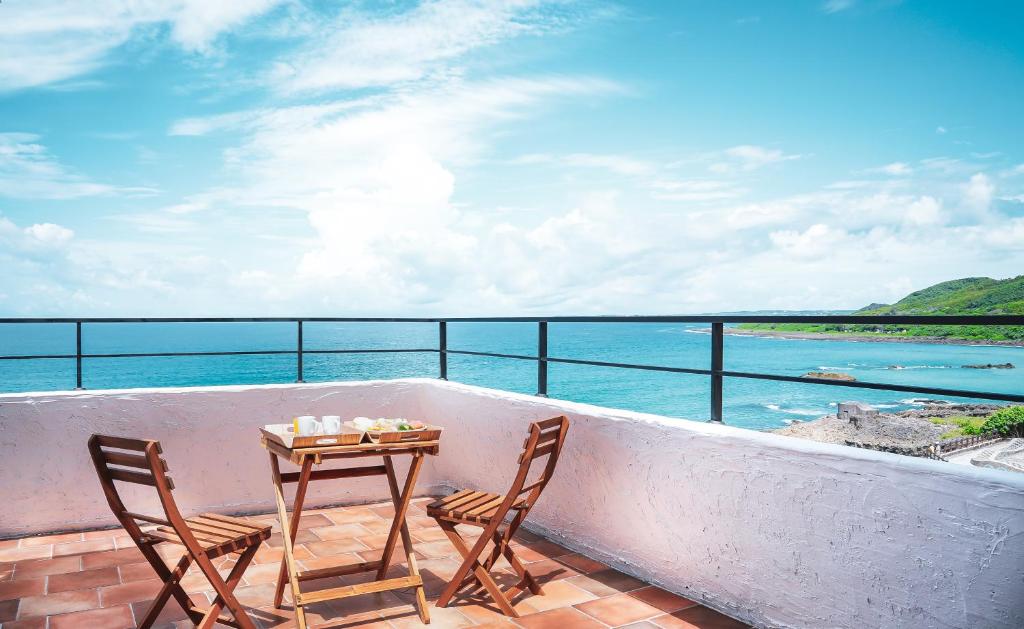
<box><xmin>763</xmin><ymin>403</ymin><xmax>824</xmax><ymax>416</ymax></box>
<box><xmin>900</xmin><ymin>398</ymin><xmax>952</xmax><ymax>406</ymax></box>
<box><xmin>881</xmin><ymin>365</ymin><xmax>951</xmax><ymax>370</ymax></box>
<box><xmin>683</xmin><ymin>329</ymin><xmax>710</xmax><ymax>335</ymax></box>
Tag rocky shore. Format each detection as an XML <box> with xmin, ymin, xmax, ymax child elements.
<box><xmin>772</xmin><ymin>403</ymin><xmax>1003</xmax><ymax>451</ymax></box>
<box><xmin>723</xmin><ymin>327</ymin><xmax>1024</xmax><ymax>347</ymax></box>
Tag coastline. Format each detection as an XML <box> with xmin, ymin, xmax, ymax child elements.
<box><xmin>722</xmin><ymin>327</ymin><xmax>1024</xmax><ymax>348</ymax></box>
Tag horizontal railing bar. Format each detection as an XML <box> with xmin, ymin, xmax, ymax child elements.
<box><xmin>547</xmin><ymin>356</ymin><xmax>712</xmax><ymax>376</ymax></box>
<box><xmin>0</xmin><ymin>349</ymin><xmax>439</xmax><ymax>361</ymax></box>
<box><xmin>446</xmin><ymin>349</ymin><xmax>538</xmax><ymax>361</ymax></box>
<box><xmin>446</xmin><ymin>352</ymin><xmax>1023</xmax><ymax>403</ymax></box>
<box><xmin>0</xmin><ymin>354</ymin><xmax>77</xmax><ymax>360</ymax></box>
<box><xmin>719</xmin><ymin>370</ymin><xmax>1024</xmax><ymax>403</ymax></box>
<box><xmin>304</xmin><ymin>348</ymin><xmax>437</xmax><ymax>355</ymax></box>
<box><xmin>0</xmin><ymin>315</ymin><xmax>1021</xmax><ymax>325</ymax></box>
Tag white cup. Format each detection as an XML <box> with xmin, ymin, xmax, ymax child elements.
<box><xmin>322</xmin><ymin>415</ymin><xmax>342</xmax><ymax>434</ymax></box>
<box><xmin>296</xmin><ymin>415</ymin><xmax>320</xmax><ymax>436</ymax></box>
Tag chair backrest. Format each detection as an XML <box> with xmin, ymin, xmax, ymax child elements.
<box><xmin>506</xmin><ymin>416</ymin><xmax>570</xmax><ymax>514</ymax></box>
<box><xmin>87</xmin><ymin>434</ymin><xmax>192</xmax><ymax>546</ymax></box>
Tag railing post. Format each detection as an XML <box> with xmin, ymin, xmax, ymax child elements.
<box><xmin>537</xmin><ymin>321</ymin><xmax>548</xmax><ymax>397</ymax></box>
<box><xmin>75</xmin><ymin>321</ymin><xmax>84</xmax><ymax>390</ymax></box>
<box><xmin>438</xmin><ymin>321</ymin><xmax>447</xmax><ymax>380</ymax></box>
<box><xmin>296</xmin><ymin>320</ymin><xmax>304</xmax><ymax>383</ymax></box>
<box><xmin>710</xmin><ymin>321</ymin><xmax>723</xmax><ymax>423</ymax></box>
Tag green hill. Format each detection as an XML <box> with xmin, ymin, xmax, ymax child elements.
<box><xmin>738</xmin><ymin>275</ymin><xmax>1024</xmax><ymax>342</ymax></box>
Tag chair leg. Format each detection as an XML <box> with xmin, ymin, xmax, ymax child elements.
<box><xmin>196</xmin><ymin>544</ymin><xmax>260</xmax><ymax>629</ymax></box>
<box><xmin>479</xmin><ymin>513</ymin><xmax>543</xmax><ymax>597</ymax></box>
<box><xmin>135</xmin><ymin>553</ymin><xmax>195</xmax><ymax>629</ymax></box>
<box><xmin>436</xmin><ymin>520</ymin><xmax>518</xmax><ymax>617</ymax></box>
<box><xmin>498</xmin><ymin>536</ymin><xmax>543</xmax><ymax>595</ymax></box>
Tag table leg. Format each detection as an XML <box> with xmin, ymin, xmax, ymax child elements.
<box><xmin>381</xmin><ymin>453</ymin><xmax>429</xmax><ymax>623</ymax></box>
<box><xmin>273</xmin><ymin>455</ymin><xmax>313</xmax><ymax>609</ymax></box>
<box><xmin>269</xmin><ymin>452</ymin><xmax>311</xmax><ymax>629</ymax></box>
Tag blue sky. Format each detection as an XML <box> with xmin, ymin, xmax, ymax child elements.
<box><xmin>1</xmin><ymin>0</ymin><xmax>1022</xmax><ymax>316</ymax></box>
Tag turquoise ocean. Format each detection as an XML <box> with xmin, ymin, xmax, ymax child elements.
<box><xmin>1</xmin><ymin>322</ymin><xmax>1021</xmax><ymax>431</ymax></box>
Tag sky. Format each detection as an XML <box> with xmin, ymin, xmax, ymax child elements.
<box><xmin>1</xmin><ymin>0</ymin><xmax>1023</xmax><ymax>316</ymax></box>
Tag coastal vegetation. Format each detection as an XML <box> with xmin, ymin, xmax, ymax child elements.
<box><xmin>738</xmin><ymin>275</ymin><xmax>1024</xmax><ymax>342</ymax></box>
<box><xmin>930</xmin><ymin>416</ymin><xmax>987</xmax><ymax>439</ymax></box>
<box><xmin>982</xmin><ymin>406</ymin><xmax>1024</xmax><ymax>437</ymax></box>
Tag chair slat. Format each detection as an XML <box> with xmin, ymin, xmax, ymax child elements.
<box><xmin>94</xmin><ymin>435</ymin><xmax>161</xmax><ymax>453</ymax></box>
<box><xmin>522</xmin><ymin>430</ymin><xmax>560</xmax><ymax>450</ymax></box>
<box><xmin>516</xmin><ymin>478</ymin><xmax>546</xmax><ymax>496</ymax></box>
<box><xmin>124</xmin><ymin>511</ymin><xmax>172</xmax><ymax>526</ymax></box>
<box><xmin>433</xmin><ymin>489</ymin><xmax>475</xmax><ymax>505</ymax></box>
<box><xmin>534</xmin><ymin>416</ymin><xmax>566</xmax><ymax>430</ymax></box>
<box><xmin>191</xmin><ymin>515</ymin><xmax>257</xmax><ymax>535</ymax></box>
<box><xmin>198</xmin><ymin>512</ymin><xmax>267</xmax><ymax>532</ymax></box>
<box><xmin>108</xmin><ymin>467</ymin><xmax>158</xmax><ymax>487</ymax></box>
<box><xmin>185</xmin><ymin>521</ymin><xmax>243</xmax><ymax>542</ymax></box>
<box><xmin>103</xmin><ymin>450</ymin><xmax>168</xmax><ymax>471</ymax></box>
<box><xmin>529</xmin><ymin>442</ymin><xmax>557</xmax><ymax>460</ymax></box>
<box><xmin>440</xmin><ymin>491</ymin><xmax>488</xmax><ymax>512</ymax></box>
<box><xmin>156</xmin><ymin>525</ymin><xmax>230</xmax><ymax>547</ymax></box>
<box><xmin>465</xmin><ymin>495</ymin><xmax>505</xmax><ymax>516</ymax></box>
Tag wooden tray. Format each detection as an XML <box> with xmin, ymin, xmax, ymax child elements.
<box><xmin>261</xmin><ymin>423</ymin><xmax>365</xmax><ymax>449</ymax></box>
<box><xmin>345</xmin><ymin>421</ymin><xmax>443</xmax><ymax>444</ymax></box>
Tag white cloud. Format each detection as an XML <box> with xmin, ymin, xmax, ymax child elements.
<box><xmin>0</xmin><ymin>0</ymin><xmax>282</xmax><ymax>91</ymax></box>
<box><xmin>512</xmin><ymin>152</ymin><xmax>654</xmax><ymax>176</ymax></box>
<box><xmin>903</xmin><ymin>196</ymin><xmax>944</xmax><ymax>226</ymax></box>
<box><xmin>822</xmin><ymin>0</ymin><xmax>855</xmax><ymax>14</ymax></box>
<box><xmin>23</xmin><ymin>223</ymin><xmax>75</xmax><ymax>246</ymax></box>
<box><xmin>269</xmin><ymin>0</ymin><xmax>570</xmax><ymax>94</ymax></box>
<box><xmin>868</xmin><ymin>162</ymin><xmax>913</xmax><ymax>176</ymax></box>
<box><xmin>710</xmin><ymin>145</ymin><xmax>802</xmax><ymax>173</ymax></box>
<box><xmin>650</xmin><ymin>179</ymin><xmax>742</xmax><ymax>202</ymax></box>
<box><xmin>0</xmin><ymin>132</ymin><xmax>151</xmax><ymax>199</ymax></box>
<box><xmin>936</xmin><ymin>126</ymin><xmax>948</xmax><ymax>134</ymax></box>
<box><xmin>961</xmin><ymin>173</ymin><xmax>994</xmax><ymax>214</ymax></box>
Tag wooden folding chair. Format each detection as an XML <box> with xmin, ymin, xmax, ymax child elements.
<box><xmin>88</xmin><ymin>434</ymin><xmax>271</xmax><ymax>629</ymax></box>
<box><xmin>427</xmin><ymin>416</ymin><xmax>570</xmax><ymax>617</ymax></box>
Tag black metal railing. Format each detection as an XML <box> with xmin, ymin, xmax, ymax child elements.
<box><xmin>1</xmin><ymin>315</ymin><xmax>1022</xmax><ymax>423</ymax></box>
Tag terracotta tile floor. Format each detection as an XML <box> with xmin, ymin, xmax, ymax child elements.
<box><xmin>0</xmin><ymin>498</ymin><xmax>749</xmax><ymax>629</ymax></box>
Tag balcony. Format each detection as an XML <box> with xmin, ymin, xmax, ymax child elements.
<box><xmin>2</xmin><ymin>378</ymin><xmax>1023</xmax><ymax>628</ymax></box>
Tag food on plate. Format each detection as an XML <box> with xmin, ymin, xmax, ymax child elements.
<box><xmin>358</xmin><ymin>417</ymin><xmax>427</xmax><ymax>432</ymax></box>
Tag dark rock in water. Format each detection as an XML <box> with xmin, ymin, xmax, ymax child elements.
<box><xmin>961</xmin><ymin>363</ymin><xmax>1014</xmax><ymax>369</ymax></box>
<box><xmin>888</xmin><ymin>365</ymin><xmax>903</xmax><ymax>369</ymax></box>
<box><xmin>803</xmin><ymin>371</ymin><xmax>856</xmax><ymax>381</ymax></box>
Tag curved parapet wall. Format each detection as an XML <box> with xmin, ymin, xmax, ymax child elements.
<box><xmin>2</xmin><ymin>378</ymin><xmax>1022</xmax><ymax>628</ymax></box>
<box><xmin>414</xmin><ymin>380</ymin><xmax>1024</xmax><ymax>629</ymax></box>
<box><xmin>0</xmin><ymin>380</ymin><xmax>428</xmax><ymax>536</ymax></box>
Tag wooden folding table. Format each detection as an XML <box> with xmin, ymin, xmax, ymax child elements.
<box><xmin>261</xmin><ymin>434</ymin><xmax>440</xmax><ymax>629</ymax></box>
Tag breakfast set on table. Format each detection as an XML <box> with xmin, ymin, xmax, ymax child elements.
<box><xmin>87</xmin><ymin>413</ymin><xmax>571</xmax><ymax>629</ymax></box>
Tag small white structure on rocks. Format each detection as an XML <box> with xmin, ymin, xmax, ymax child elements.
<box><xmin>837</xmin><ymin>402</ymin><xmax>879</xmax><ymax>425</ymax></box>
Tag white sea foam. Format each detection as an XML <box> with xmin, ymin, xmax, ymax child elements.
<box><xmin>763</xmin><ymin>403</ymin><xmax>823</xmax><ymax>416</ymax></box>
<box><xmin>900</xmin><ymin>398</ymin><xmax>952</xmax><ymax>406</ymax></box>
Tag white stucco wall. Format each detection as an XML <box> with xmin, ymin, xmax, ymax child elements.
<box><xmin>0</xmin><ymin>380</ymin><xmax>435</xmax><ymax>536</ymax></box>
<box><xmin>413</xmin><ymin>380</ymin><xmax>1024</xmax><ymax>629</ymax></box>
<box><xmin>2</xmin><ymin>378</ymin><xmax>1022</xmax><ymax>629</ymax></box>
